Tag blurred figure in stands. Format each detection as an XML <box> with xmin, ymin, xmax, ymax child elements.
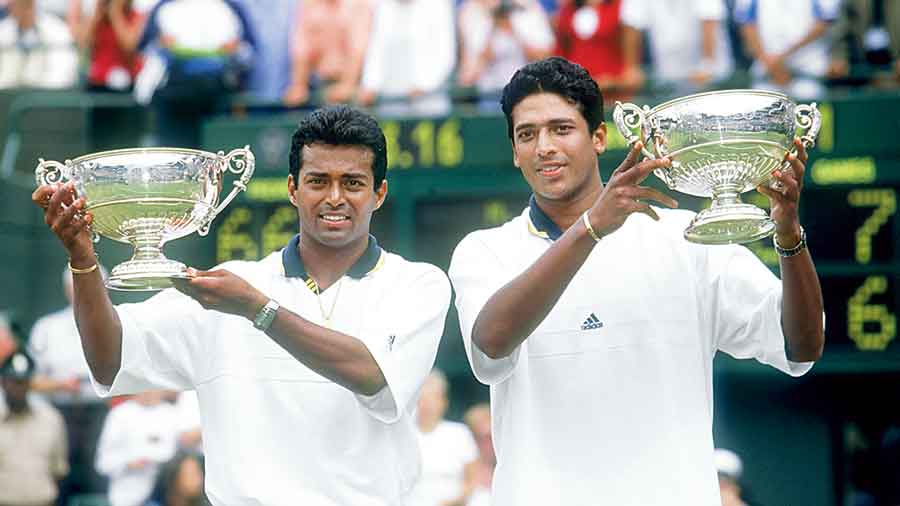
<box><xmin>359</xmin><ymin>0</ymin><xmax>456</xmax><ymax>117</ymax></box>
<box><xmin>283</xmin><ymin>0</ymin><xmax>372</xmax><ymax>107</ymax></box>
<box><xmin>556</xmin><ymin>0</ymin><xmax>632</xmax><ymax>96</ymax></box>
<box><xmin>0</xmin><ymin>0</ymin><xmax>78</xmax><ymax>89</ymax></box>
<box><xmin>457</xmin><ymin>0</ymin><xmax>554</xmax><ymax>110</ymax></box>
<box><xmin>827</xmin><ymin>0</ymin><xmax>900</xmax><ymax>88</ymax></box>
<box><xmin>95</xmin><ymin>390</ymin><xmax>182</xmax><ymax>506</ymax></box>
<box><xmin>133</xmin><ymin>0</ymin><xmax>256</xmax><ymax>147</ymax></box>
<box><xmin>232</xmin><ymin>0</ymin><xmax>297</xmax><ymax>103</ymax></box>
<box><xmin>0</xmin><ymin>348</ymin><xmax>70</xmax><ymax>506</ymax></box>
<box><xmin>74</xmin><ymin>0</ymin><xmax>146</xmax><ymax>92</ymax></box>
<box><xmin>149</xmin><ymin>452</ymin><xmax>210</xmax><ymax>506</ymax></box>
<box><xmin>463</xmin><ymin>403</ymin><xmax>494</xmax><ymax>506</ymax></box>
<box><xmin>620</xmin><ymin>0</ymin><xmax>733</xmax><ymax>96</ymax></box>
<box><xmin>30</xmin><ymin>265</ymin><xmax>111</xmax><ymax>502</ymax></box>
<box><xmin>736</xmin><ymin>0</ymin><xmax>839</xmax><ymax>100</ymax></box>
<box><xmin>0</xmin><ymin>315</ymin><xmax>15</xmax><ymax>363</ymax></box>
<box><xmin>407</xmin><ymin>369</ymin><xmax>478</xmax><ymax>506</ymax></box>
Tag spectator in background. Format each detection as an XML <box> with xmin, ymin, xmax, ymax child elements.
<box><xmin>462</xmin><ymin>403</ymin><xmax>494</xmax><ymax>506</ymax></box>
<box><xmin>0</xmin><ymin>349</ymin><xmax>70</xmax><ymax>506</ymax></box>
<box><xmin>283</xmin><ymin>0</ymin><xmax>372</xmax><ymax>107</ymax></box>
<box><xmin>173</xmin><ymin>390</ymin><xmax>202</xmax><ymax>453</ymax></box>
<box><xmin>457</xmin><ymin>0</ymin><xmax>554</xmax><ymax>110</ymax></box>
<box><xmin>407</xmin><ymin>370</ymin><xmax>478</xmax><ymax>506</ymax></box>
<box><xmin>79</xmin><ymin>0</ymin><xmax>145</xmax><ymax>92</ymax></box>
<box><xmin>133</xmin><ymin>0</ymin><xmax>256</xmax><ymax>147</ymax></box>
<box><xmin>30</xmin><ymin>265</ymin><xmax>110</xmax><ymax>502</ymax></box>
<box><xmin>359</xmin><ymin>0</ymin><xmax>456</xmax><ymax>117</ymax></box>
<box><xmin>150</xmin><ymin>452</ymin><xmax>210</xmax><ymax>506</ymax></box>
<box><xmin>736</xmin><ymin>0</ymin><xmax>839</xmax><ymax>99</ymax></box>
<box><xmin>620</xmin><ymin>0</ymin><xmax>733</xmax><ymax>96</ymax></box>
<box><xmin>95</xmin><ymin>390</ymin><xmax>182</xmax><ymax>506</ymax></box>
<box><xmin>232</xmin><ymin>0</ymin><xmax>296</xmax><ymax>103</ymax></box>
<box><xmin>0</xmin><ymin>0</ymin><xmax>78</xmax><ymax>89</ymax></box>
<box><xmin>556</xmin><ymin>0</ymin><xmax>632</xmax><ymax>95</ymax></box>
<box><xmin>828</xmin><ymin>0</ymin><xmax>900</xmax><ymax>87</ymax></box>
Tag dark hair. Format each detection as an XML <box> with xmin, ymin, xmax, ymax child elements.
<box><xmin>288</xmin><ymin>105</ymin><xmax>388</xmax><ymax>189</ymax></box>
<box><xmin>500</xmin><ymin>57</ymin><xmax>604</xmax><ymax>140</ymax></box>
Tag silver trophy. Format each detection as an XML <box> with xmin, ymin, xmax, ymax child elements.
<box><xmin>613</xmin><ymin>90</ymin><xmax>820</xmax><ymax>245</ymax></box>
<box><xmin>35</xmin><ymin>147</ymin><xmax>255</xmax><ymax>290</ymax></box>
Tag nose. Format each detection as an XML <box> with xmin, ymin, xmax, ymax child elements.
<box><xmin>535</xmin><ymin>128</ymin><xmax>556</xmax><ymax>158</ymax></box>
<box><xmin>325</xmin><ymin>181</ymin><xmax>344</xmax><ymax>207</ymax></box>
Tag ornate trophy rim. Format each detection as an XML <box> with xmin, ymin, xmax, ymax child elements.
<box><xmin>70</xmin><ymin>146</ymin><xmax>221</xmax><ymax>164</ymax></box>
<box><xmin>650</xmin><ymin>88</ymin><xmax>790</xmax><ymax>115</ymax></box>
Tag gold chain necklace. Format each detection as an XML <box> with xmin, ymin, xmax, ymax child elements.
<box><xmin>315</xmin><ymin>278</ymin><xmax>344</xmax><ymax>328</ymax></box>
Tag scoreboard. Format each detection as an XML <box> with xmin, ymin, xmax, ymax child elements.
<box><xmin>201</xmin><ymin>94</ymin><xmax>900</xmax><ymax>369</ymax></box>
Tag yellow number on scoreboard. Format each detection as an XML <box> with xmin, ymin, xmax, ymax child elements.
<box><xmin>848</xmin><ymin>276</ymin><xmax>896</xmax><ymax>351</ymax></box>
<box><xmin>848</xmin><ymin>189</ymin><xmax>896</xmax><ymax>264</ymax></box>
<box><xmin>262</xmin><ymin>206</ymin><xmax>297</xmax><ymax>257</ymax></box>
<box><xmin>216</xmin><ymin>207</ymin><xmax>258</xmax><ymax>263</ymax></box>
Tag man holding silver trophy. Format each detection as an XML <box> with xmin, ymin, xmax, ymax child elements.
<box><xmin>31</xmin><ymin>106</ymin><xmax>452</xmax><ymax>505</ymax></box>
<box><xmin>449</xmin><ymin>57</ymin><xmax>825</xmax><ymax>505</ymax></box>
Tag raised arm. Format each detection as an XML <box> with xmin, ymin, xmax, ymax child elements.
<box><xmin>31</xmin><ymin>182</ymin><xmax>123</xmax><ymax>386</ymax></box>
<box><xmin>757</xmin><ymin>139</ymin><xmax>825</xmax><ymax>361</ymax></box>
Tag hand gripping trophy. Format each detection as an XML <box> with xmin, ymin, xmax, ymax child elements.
<box><xmin>35</xmin><ymin>147</ymin><xmax>255</xmax><ymax>290</ymax></box>
<box><xmin>613</xmin><ymin>90</ymin><xmax>821</xmax><ymax>245</ymax></box>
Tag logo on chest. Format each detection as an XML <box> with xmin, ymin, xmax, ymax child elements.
<box><xmin>580</xmin><ymin>313</ymin><xmax>604</xmax><ymax>331</ymax></box>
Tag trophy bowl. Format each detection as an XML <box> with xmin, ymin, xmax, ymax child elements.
<box><xmin>613</xmin><ymin>90</ymin><xmax>820</xmax><ymax>245</ymax></box>
<box><xmin>36</xmin><ymin>147</ymin><xmax>255</xmax><ymax>291</ymax></box>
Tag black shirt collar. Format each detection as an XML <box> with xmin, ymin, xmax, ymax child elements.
<box><xmin>527</xmin><ymin>195</ymin><xmax>564</xmax><ymax>241</ymax></box>
<box><xmin>281</xmin><ymin>234</ymin><xmax>383</xmax><ymax>281</ymax></box>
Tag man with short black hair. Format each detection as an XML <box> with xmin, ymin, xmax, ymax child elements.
<box><xmin>32</xmin><ymin>105</ymin><xmax>452</xmax><ymax>505</ymax></box>
<box><xmin>449</xmin><ymin>57</ymin><xmax>824</xmax><ymax>505</ymax></box>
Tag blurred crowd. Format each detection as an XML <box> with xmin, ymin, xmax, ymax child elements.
<box><xmin>0</xmin><ymin>0</ymin><xmax>897</xmax><ymax>117</ymax></box>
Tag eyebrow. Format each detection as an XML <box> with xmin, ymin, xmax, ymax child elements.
<box><xmin>514</xmin><ymin>118</ymin><xmax>577</xmax><ymax>133</ymax></box>
<box><xmin>303</xmin><ymin>171</ymin><xmax>370</xmax><ymax>180</ymax></box>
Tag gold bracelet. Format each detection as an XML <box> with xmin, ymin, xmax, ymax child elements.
<box><xmin>582</xmin><ymin>211</ymin><xmax>602</xmax><ymax>243</ymax></box>
<box><xmin>68</xmin><ymin>262</ymin><xmax>98</xmax><ymax>275</ymax></box>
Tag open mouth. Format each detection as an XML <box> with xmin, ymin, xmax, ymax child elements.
<box><xmin>537</xmin><ymin>164</ymin><xmax>564</xmax><ymax>177</ymax></box>
<box><xmin>319</xmin><ymin>214</ymin><xmax>351</xmax><ymax>225</ymax></box>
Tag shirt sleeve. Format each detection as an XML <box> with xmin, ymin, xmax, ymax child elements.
<box><xmin>89</xmin><ymin>289</ymin><xmax>206</xmax><ymax>398</ymax></box>
<box><xmin>620</xmin><ymin>0</ymin><xmax>650</xmax><ymax>29</ymax></box>
<box><xmin>701</xmin><ymin>245</ymin><xmax>817</xmax><ymax>377</ymax></box>
<box><xmin>361</xmin><ymin>2</ymin><xmax>388</xmax><ymax>91</ymax></box>
<box><xmin>448</xmin><ymin>232</ymin><xmax>522</xmax><ymax>386</ymax></box>
<box><xmin>355</xmin><ymin>265</ymin><xmax>452</xmax><ymax>424</ymax></box>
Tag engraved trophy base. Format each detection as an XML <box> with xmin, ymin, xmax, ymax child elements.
<box><xmin>107</xmin><ymin>257</ymin><xmax>192</xmax><ymax>291</ymax></box>
<box><xmin>684</xmin><ymin>194</ymin><xmax>775</xmax><ymax>245</ymax></box>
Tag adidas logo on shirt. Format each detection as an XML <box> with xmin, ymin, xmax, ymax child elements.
<box><xmin>581</xmin><ymin>313</ymin><xmax>604</xmax><ymax>331</ymax></box>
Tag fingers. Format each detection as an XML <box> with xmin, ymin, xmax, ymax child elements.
<box><xmin>786</xmin><ymin>151</ymin><xmax>806</xmax><ymax>184</ymax></box>
<box><xmin>623</xmin><ymin>186</ymin><xmax>679</xmax><ymax>209</ymax></box>
<box><xmin>765</xmin><ymin>168</ymin><xmax>800</xmax><ymax>202</ymax></box>
<box><xmin>794</xmin><ymin>138</ymin><xmax>808</xmax><ymax>163</ymax></box>
<box><xmin>32</xmin><ymin>185</ymin><xmax>56</xmax><ymax>209</ymax></box>
<box><xmin>612</xmin><ymin>141</ymin><xmax>644</xmax><ymax>175</ymax></box>
<box><xmin>617</xmin><ymin>156</ymin><xmax>671</xmax><ymax>186</ymax></box>
<box><xmin>45</xmin><ymin>183</ymin><xmax>78</xmax><ymax>226</ymax></box>
<box><xmin>629</xmin><ymin>201</ymin><xmax>660</xmax><ymax>221</ymax></box>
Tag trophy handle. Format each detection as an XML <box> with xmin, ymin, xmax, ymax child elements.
<box><xmin>771</xmin><ymin>103</ymin><xmax>821</xmax><ymax>191</ymax></box>
<box><xmin>612</xmin><ymin>102</ymin><xmax>657</xmax><ymax>159</ymax></box>
<box><xmin>198</xmin><ymin>146</ymin><xmax>255</xmax><ymax>236</ymax></box>
<box><xmin>35</xmin><ymin>158</ymin><xmax>71</xmax><ymax>186</ymax></box>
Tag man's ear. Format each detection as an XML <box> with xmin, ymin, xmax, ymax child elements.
<box><xmin>593</xmin><ymin>122</ymin><xmax>608</xmax><ymax>156</ymax></box>
<box><xmin>374</xmin><ymin>180</ymin><xmax>388</xmax><ymax>211</ymax></box>
<box><xmin>287</xmin><ymin>174</ymin><xmax>298</xmax><ymax>207</ymax></box>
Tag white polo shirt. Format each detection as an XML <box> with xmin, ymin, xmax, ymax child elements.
<box><xmin>91</xmin><ymin>235</ymin><xmax>452</xmax><ymax>506</ymax></box>
<box><xmin>448</xmin><ymin>198</ymin><xmax>815</xmax><ymax>506</ymax></box>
